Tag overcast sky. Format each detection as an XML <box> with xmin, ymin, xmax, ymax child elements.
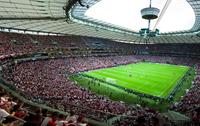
<box><xmin>85</xmin><ymin>0</ymin><xmax>195</xmax><ymax>33</ymax></box>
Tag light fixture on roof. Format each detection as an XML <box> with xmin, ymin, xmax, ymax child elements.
<box><xmin>141</xmin><ymin>0</ymin><xmax>160</xmax><ymax>21</ymax></box>
<box><xmin>140</xmin><ymin>0</ymin><xmax>160</xmax><ymax>39</ymax></box>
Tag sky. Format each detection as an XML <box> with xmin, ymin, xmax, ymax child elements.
<box><xmin>85</xmin><ymin>0</ymin><xmax>195</xmax><ymax>33</ymax></box>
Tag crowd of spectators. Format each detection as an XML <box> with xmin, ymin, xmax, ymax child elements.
<box><xmin>0</xmin><ymin>85</ymin><xmax>91</xmax><ymax>126</ymax></box>
<box><xmin>1</xmin><ymin>32</ymin><xmax>200</xmax><ymax>62</ymax></box>
<box><xmin>1</xmin><ymin>55</ymin><xmax>200</xmax><ymax>125</ymax></box>
<box><xmin>0</xmin><ymin>89</ymin><xmax>25</xmax><ymax>126</ymax></box>
<box><xmin>2</xmin><ymin>56</ymin><xmax>152</xmax><ymax>121</ymax></box>
<box><xmin>1</xmin><ymin>32</ymin><xmax>200</xmax><ymax>125</ymax></box>
<box><xmin>170</xmin><ymin>63</ymin><xmax>200</xmax><ymax>125</ymax></box>
<box><xmin>0</xmin><ymin>32</ymin><xmax>134</xmax><ymax>62</ymax></box>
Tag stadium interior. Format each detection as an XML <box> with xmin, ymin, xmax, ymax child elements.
<box><xmin>0</xmin><ymin>0</ymin><xmax>200</xmax><ymax>126</ymax></box>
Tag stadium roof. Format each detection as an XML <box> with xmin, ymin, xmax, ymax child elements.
<box><xmin>0</xmin><ymin>0</ymin><xmax>200</xmax><ymax>43</ymax></box>
<box><xmin>84</xmin><ymin>0</ymin><xmax>195</xmax><ymax>33</ymax></box>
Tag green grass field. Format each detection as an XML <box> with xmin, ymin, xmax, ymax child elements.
<box><xmin>84</xmin><ymin>62</ymin><xmax>189</xmax><ymax>99</ymax></box>
<box><xmin>71</xmin><ymin>62</ymin><xmax>194</xmax><ymax>110</ymax></box>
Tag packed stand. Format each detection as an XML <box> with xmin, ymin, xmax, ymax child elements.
<box><xmin>0</xmin><ymin>32</ymin><xmax>134</xmax><ymax>62</ymax></box>
<box><xmin>0</xmin><ymin>85</ymin><xmax>91</xmax><ymax>126</ymax></box>
<box><xmin>1</xmin><ymin>56</ymin><xmax>161</xmax><ymax>122</ymax></box>
<box><xmin>2</xmin><ymin>55</ymin><xmax>199</xmax><ymax>123</ymax></box>
<box><xmin>1</xmin><ymin>32</ymin><xmax>200</xmax><ymax>125</ymax></box>
<box><xmin>171</xmin><ymin>63</ymin><xmax>200</xmax><ymax>125</ymax></box>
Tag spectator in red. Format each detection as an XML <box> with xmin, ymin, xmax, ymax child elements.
<box><xmin>47</xmin><ymin>112</ymin><xmax>57</xmax><ymax>126</ymax></box>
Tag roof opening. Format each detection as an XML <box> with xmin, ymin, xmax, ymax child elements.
<box><xmin>85</xmin><ymin>0</ymin><xmax>195</xmax><ymax>33</ymax></box>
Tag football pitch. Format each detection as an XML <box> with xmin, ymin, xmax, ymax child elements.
<box><xmin>83</xmin><ymin>62</ymin><xmax>189</xmax><ymax>99</ymax></box>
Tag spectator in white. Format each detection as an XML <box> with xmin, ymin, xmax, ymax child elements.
<box><xmin>0</xmin><ymin>108</ymin><xmax>9</xmax><ymax>123</ymax></box>
<box><xmin>56</xmin><ymin>114</ymin><xmax>66</xmax><ymax>126</ymax></box>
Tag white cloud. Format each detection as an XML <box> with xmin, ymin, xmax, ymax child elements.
<box><xmin>85</xmin><ymin>0</ymin><xmax>195</xmax><ymax>33</ymax></box>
